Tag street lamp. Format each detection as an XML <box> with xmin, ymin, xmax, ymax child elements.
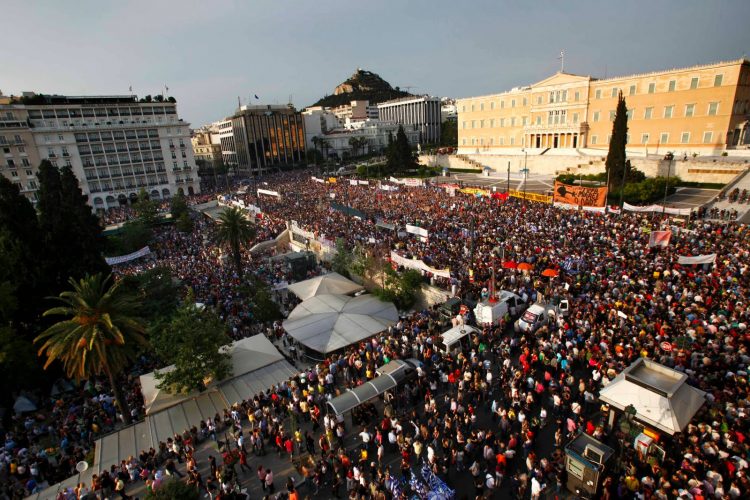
<box><xmin>663</xmin><ymin>152</ymin><xmax>674</xmax><ymax>215</ymax></box>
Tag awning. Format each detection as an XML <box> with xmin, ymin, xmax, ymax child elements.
<box><xmin>287</xmin><ymin>272</ymin><xmax>364</xmax><ymax>300</ymax></box>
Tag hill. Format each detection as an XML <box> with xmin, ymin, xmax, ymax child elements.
<box><xmin>311</xmin><ymin>69</ymin><xmax>412</xmax><ymax>108</ymax></box>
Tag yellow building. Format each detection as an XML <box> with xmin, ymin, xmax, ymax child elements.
<box><xmin>457</xmin><ymin>59</ymin><xmax>750</xmax><ymax>155</ymax></box>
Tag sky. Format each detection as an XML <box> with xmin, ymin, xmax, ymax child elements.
<box><xmin>2</xmin><ymin>0</ymin><xmax>750</xmax><ymax>127</ymax></box>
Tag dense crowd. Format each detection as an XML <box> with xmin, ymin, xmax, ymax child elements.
<box><xmin>2</xmin><ymin>169</ymin><xmax>749</xmax><ymax>500</ymax></box>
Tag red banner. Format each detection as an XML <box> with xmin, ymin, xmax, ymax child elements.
<box><xmin>648</xmin><ymin>231</ymin><xmax>672</xmax><ymax>248</ymax></box>
<box><xmin>553</xmin><ymin>181</ymin><xmax>608</xmax><ymax>208</ymax></box>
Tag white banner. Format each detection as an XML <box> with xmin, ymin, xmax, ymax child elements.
<box><xmin>358</xmin><ymin>180</ymin><xmax>370</xmax><ymax>185</ymax></box>
<box><xmin>349</xmin><ymin>179</ymin><xmax>358</xmax><ymax>186</ymax></box>
<box><xmin>379</xmin><ymin>185</ymin><xmax>399</xmax><ymax>191</ymax></box>
<box><xmin>390</xmin><ymin>251</ymin><xmax>451</xmax><ymax>279</ymax></box>
<box><xmin>271</xmin><ymin>281</ymin><xmax>288</xmax><ymax>291</ymax></box>
<box><xmin>623</xmin><ymin>202</ymin><xmax>693</xmax><ymax>216</ymax></box>
<box><xmin>105</xmin><ymin>246</ymin><xmax>151</xmax><ymax>265</ymax></box>
<box><xmin>257</xmin><ymin>188</ymin><xmax>281</xmax><ymax>198</ymax></box>
<box><xmin>553</xmin><ymin>202</ymin><xmax>606</xmax><ymax>213</ymax></box>
<box><xmin>405</xmin><ymin>224</ymin><xmax>429</xmax><ymax>239</ymax></box>
<box><xmin>311</xmin><ymin>176</ymin><xmax>325</xmax><ymax>184</ymax></box>
<box><xmin>678</xmin><ymin>254</ymin><xmax>717</xmax><ymax>265</ymax></box>
<box><xmin>403</xmin><ymin>178</ymin><xmax>424</xmax><ymax>187</ymax></box>
<box><xmin>388</xmin><ymin>176</ymin><xmax>403</xmax><ymax>184</ymax></box>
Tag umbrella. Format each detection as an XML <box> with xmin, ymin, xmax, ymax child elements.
<box><xmin>13</xmin><ymin>396</ymin><xmax>37</xmax><ymax>414</ymax></box>
<box><xmin>518</xmin><ymin>263</ymin><xmax>534</xmax><ymax>271</ymax></box>
<box><xmin>541</xmin><ymin>268</ymin><xmax>559</xmax><ymax>277</ymax></box>
<box><xmin>502</xmin><ymin>261</ymin><xmax>518</xmax><ymax>269</ymax></box>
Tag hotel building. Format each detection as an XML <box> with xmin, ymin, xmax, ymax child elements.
<box><xmin>0</xmin><ymin>92</ymin><xmax>199</xmax><ymax>209</ymax></box>
<box><xmin>457</xmin><ymin>59</ymin><xmax>750</xmax><ymax>155</ymax></box>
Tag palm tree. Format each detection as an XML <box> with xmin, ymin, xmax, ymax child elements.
<box><xmin>35</xmin><ymin>274</ymin><xmax>146</xmax><ymax>424</ymax></box>
<box><xmin>215</xmin><ymin>206</ymin><xmax>255</xmax><ymax>279</ymax></box>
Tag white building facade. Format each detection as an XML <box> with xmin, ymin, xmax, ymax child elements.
<box><xmin>1</xmin><ymin>93</ymin><xmax>199</xmax><ymax>210</ymax></box>
<box><xmin>377</xmin><ymin>95</ymin><xmax>442</xmax><ymax>144</ymax></box>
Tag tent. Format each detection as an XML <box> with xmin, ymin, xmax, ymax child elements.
<box><xmin>598</xmin><ymin>358</ymin><xmax>705</xmax><ymax>435</ymax></box>
<box><xmin>13</xmin><ymin>395</ymin><xmax>37</xmax><ymax>414</ymax></box>
<box><xmin>140</xmin><ymin>334</ymin><xmax>291</xmax><ymax>415</ymax></box>
<box><xmin>287</xmin><ymin>272</ymin><xmax>364</xmax><ymax>300</ymax></box>
<box><xmin>283</xmin><ymin>294</ymin><xmax>398</xmax><ymax>354</ymax></box>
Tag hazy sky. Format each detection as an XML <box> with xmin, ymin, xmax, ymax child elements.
<box><xmin>3</xmin><ymin>0</ymin><xmax>749</xmax><ymax>126</ymax></box>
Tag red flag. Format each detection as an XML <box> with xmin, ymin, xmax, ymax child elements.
<box><xmin>649</xmin><ymin>231</ymin><xmax>672</xmax><ymax>248</ymax></box>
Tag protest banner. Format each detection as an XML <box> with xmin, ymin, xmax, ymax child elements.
<box><xmin>553</xmin><ymin>181</ymin><xmax>607</xmax><ymax>207</ymax></box>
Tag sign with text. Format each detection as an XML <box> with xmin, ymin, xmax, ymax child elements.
<box><xmin>553</xmin><ymin>181</ymin><xmax>607</xmax><ymax>208</ymax></box>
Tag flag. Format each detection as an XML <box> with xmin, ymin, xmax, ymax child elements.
<box><xmin>128</xmin><ymin>85</ymin><xmax>132</xmax><ymax>92</ymax></box>
<box><xmin>648</xmin><ymin>231</ymin><xmax>672</xmax><ymax>248</ymax></box>
<box><xmin>254</xmin><ymin>94</ymin><xmax>259</xmax><ymax>99</ymax></box>
<box><xmin>165</xmin><ymin>85</ymin><xmax>169</xmax><ymax>92</ymax></box>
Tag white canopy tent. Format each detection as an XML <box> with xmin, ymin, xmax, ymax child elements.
<box><xmin>287</xmin><ymin>272</ymin><xmax>364</xmax><ymax>300</ymax></box>
<box><xmin>599</xmin><ymin>358</ymin><xmax>706</xmax><ymax>435</ymax></box>
<box><xmin>283</xmin><ymin>294</ymin><xmax>398</xmax><ymax>354</ymax></box>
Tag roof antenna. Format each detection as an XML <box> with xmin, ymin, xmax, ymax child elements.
<box><xmin>558</xmin><ymin>50</ymin><xmax>565</xmax><ymax>72</ymax></box>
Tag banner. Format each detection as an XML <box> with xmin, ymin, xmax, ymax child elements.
<box><xmin>403</xmin><ymin>178</ymin><xmax>424</xmax><ymax>187</ymax></box>
<box><xmin>623</xmin><ymin>203</ymin><xmax>693</xmax><ymax>216</ymax></box>
<box><xmin>508</xmin><ymin>189</ymin><xmax>553</xmax><ymax>204</ymax></box>
<box><xmin>327</xmin><ymin>177</ymin><xmax>337</xmax><ymax>184</ymax></box>
<box><xmin>311</xmin><ymin>176</ymin><xmax>325</xmax><ymax>184</ymax></box>
<box><xmin>379</xmin><ymin>184</ymin><xmax>399</xmax><ymax>191</ymax></box>
<box><xmin>459</xmin><ymin>187</ymin><xmax>490</xmax><ymax>197</ymax></box>
<box><xmin>357</xmin><ymin>180</ymin><xmax>370</xmax><ymax>185</ymax></box>
<box><xmin>677</xmin><ymin>254</ymin><xmax>716</xmax><ymax>265</ymax></box>
<box><xmin>331</xmin><ymin>202</ymin><xmax>366</xmax><ymax>219</ymax></box>
<box><xmin>105</xmin><ymin>246</ymin><xmax>151</xmax><ymax>265</ymax></box>
<box><xmin>553</xmin><ymin>181</ymin><xmax>607</xmax><ymax>208</ymax></box>
<box><xmin>649</xmin><ymin>231</ymin><xmax>672</xmax><ymax>248</ymax></box>
<box><xmin>390</xmin><ymin>251</ymin><xmax>451</xmax><ymax>279</ymax></box>
<box><xmin>349</xmin><ymin>179</ymin><xmax>358</xmax><ymax>186</ymax></box>
<box><xmin>257</xmin><ymin>188</ymin><xmax>281</xmax><ymax>198</ymax></box>
<box><xmin>405</xmin><ymin>224</ymin><xmax>429</xmax><ymax>240</ymax></box>
<box><xmin>553</xmin><ymin>201</ymin><xmax>606</xmax><ymax>213</ymax></box>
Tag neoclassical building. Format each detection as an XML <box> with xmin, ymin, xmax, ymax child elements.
<box><xmin>457</xmin><ymin>59</ymin><xmax>750</xmax><ymax>155</ymax></box>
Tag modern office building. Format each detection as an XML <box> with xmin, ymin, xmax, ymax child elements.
<box><xmin>217</xmin><ymin>104</ymin><xmax>305</xmax><ymax>175</ymax></box>
<box><xmin>457</xmin><ymin>59</ymin><xmax>750</xmax><ymax>155</ymax></box>
<box><xmin>0</xmin><ymin>92</ymin><xmax>199</xmax><ymax>209</ymax></box>
<box><xmin>377</xmin><ymin>95</ymin><xmax>442</xmax><ymax>144</ymax></box>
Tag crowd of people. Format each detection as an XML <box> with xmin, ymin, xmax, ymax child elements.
<box><xmin>2</xmin><ymin>169</ymin><xmax>749</xmax><ymax>500</ymax></box>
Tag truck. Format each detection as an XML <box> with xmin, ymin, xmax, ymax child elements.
<box><xmin>514</xmin><ymin>298</ymin><xmax>569</xmax><ymax>333</ymax></box>
<box><xmin>474</xmin><ymin>290</ymin><xmax>526</xmax><ymax>326</ymax></box>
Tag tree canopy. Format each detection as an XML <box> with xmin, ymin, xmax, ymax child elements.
<box><xmin>151</xmin><ymin>299</ymin><xmax>232</xmax><ymax>394</ymax></box>
<box><xmin>215</xmin><ymin>206</ymin><xmax>255</xmax><ymax>279</ymax></box>
<box><xmin>385</xmin><ymin>126</ymin><xmax>418</xmax><ymax>174</ymax></box>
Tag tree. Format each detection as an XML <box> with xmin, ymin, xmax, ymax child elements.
<box><xmin>331</xmin><ymin>238</ymin><xmax>353</xmax><ymax>278</ymax></box>
<box><xmin>144</xmin><ymin>479</ymin><xmax>200</xmax><ymax>500</ymax></box>
<box><xmin>119</xmin><ymin>266</ymin><xmax>180</xmax><ymax>323</ymax></box>
<box><xmin>348</xmin><ymin>136</ymin><xmax>369</xmax><ymax>157</ymax></box>
<box><xmin>386</xmin><ymin>126</ymin><xmax>418</xmax><ymax>174</ymax></box>
<box><xmin>133</xmin><ymin>188</ymin><xmax>160</xmax><ymax>228</ymax></box>
<box><xmin>606</xmin><ymin>92</ymin><xmax>628</xmax><ymax>194</ymax></box>
<box><xmin>176</xmin><ymin>213</ymin><xmax>194</xmax><ymax>233</ymax></box>
<box><xmin>215</xmin><ymin>207</ymin><xmax>255</xmax><ymax>279</ymax></box>
<box><xmin>151</xmin><ymin>300</ymin><xmax>232</xmax><ymax>394</ymax></box>
<box><xmin>35</xmin><ymin>274</ymin><xmax>147</xmax><ymax>424</ymax></box>
<box><xmin>374</xmin><ymin>268</ymin><xmax>424</xmax><ymax>310</ymax></box>
<box><xmin>440</xmin><ymin>120</ymin><xmax>457</xmax><ymax>147</ymax></box>
<box><xmin>170</xmin><ymin>191</ymin><xmax>189</xmax><ymax>220</ymax></box>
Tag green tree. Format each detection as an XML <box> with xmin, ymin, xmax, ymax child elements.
<box><xmin>440</xmin><ymin>120</ymin><xmax>457</xmax><ymax>147</ymax></box>
<box><xmin>176</xmin><ymin>213</ymin><xmax>194</xmax><ymax>233</ymax></box>
<box><xmin>151</xmin><ymin>300</ymin><xmax>232</xmax><ymax>394</ymax></box>
<box><xmin>144</xmin><ymin>479</ymin><xmax>200</xmax><ymax>500</ymax></box>
<box><xmin>120</xmin><ymin>267</ymin><xmax>180</xmax><ymax>323</ymax></box>
<box><xmin>133</xmin><ymin>188</ymin><xmax>160</xmax><ymax>228</ymax></box>
<box><xmin>331</xmin><ymin>238</ymin><xmax>353</xmax><ymax>278</ymax></box>
<box><xmin>215</xmin><ymin>207</ymin><xmax>255</xmax><ymax>279</ymax></box>
<box><xmin>374</xmin><ymin>268</ymin><xmax>424</xmax><ymax>310</ymax></box>
<box><xmin>35</xmin><ymin>274</ymin><xmax>147</xmax><ymax>424</ymax></box>
<box><xmin>605</xmin><ymin>92</ymin><xmax>628</xmax><ymax>194</ymax></box>
<box><xmin>386</xmin><ymin>126</ymin><xmax>418</xmax><ymax>174</ymax></box>
<box><xmin>170</xmin><ymin>191</ymin><xmax>189</xmax><ymax>220</ymax></box>
<box><xmin>238</xmin><ymin>277</ymin><xmax>282</xmax><ymax>323</ymax></box>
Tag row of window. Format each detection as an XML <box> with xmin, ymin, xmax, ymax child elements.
<box><xmin>462</xmin><ymin>137</ymin><xmax>517</xmax><ymax>146</ymax></box>
<box><xmin>3</xmin><ymin>158</ymin><xmax>31</xmax><ymax>168</ymax></box>
<box><xmin>595</xmin><ymin>74</ymin><xmax>724</xmax><ymax>99</ymax></box>
<box><xmin>0</xmin><ymin>134</ymin><xmax>25</xmax><ymax>145</ymax></box>
<box><xmin>3</xmin><ymin>168</ymin><xmax>35</xmax><ymax>177</ymax></box>
<box><xmin>28</xmin><ymin>106</ymin><xmax>176</xmax><ymax>120</ymax></box>
<box><xmin>589</xmin><ymin>131</ymin><xmax>715</xmax><ymax>145</ymax></box>
<box><xmin>592</xmin><ymin>102</ymin><xmax>721</xmax><ymax>122</ymax></box>
<box><xmin>75</xmin><ymin>129</ymin><xmax>160</xmax><ymax>142</ymax></box>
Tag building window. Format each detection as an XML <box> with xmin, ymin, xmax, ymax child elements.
<box><xmin>471</xmin><ymin>104</ymin><xmax>475</xmax><ymax>112</ymax></box>
<box><xmin>499</xmin><ymin>137</ymin><xmax>504</xmax><ymax>146</ymax></box>
<box><xmin>10</xmin><ymin>170</ymin><xmax>18</xmax><ymax>177</ymax></box>
<box><xmin>660</xmin><ymin>132</ymin><xmax>669</xmax><ymax>144</ymax></box>
<box><xmin>510</xmin><ymin>117</ymin><xmax>516</xmax><ymax>126</ymax></box>
<box><xmin>573</xmin><ymin>113</ymin><xmax>579</xmax><ymax>124</ymax></box>
<box><xmin>629</xmin><ymin>85</ymin><xmax>636</xmax><ymax>96</ymax></box>
<box><xmin>500</xmin><ymin>118</ymin><xmax>505</xmax><ymax>127</ymax></box>
<box><xmin>461</xmin><ymin>105</ymin><xmax>466</xmax><ymax>112</ymax></box>
<box><xmin>462</xmin><ymin>121</ymin><xmax>467</xmax><ymax>129</ymax></box>
<box><xmin>685</xmin><ymin>104</ymin><xmax>695</xmax><ymax>117</ymax></box>
<box><xmin>664</xmin><ymin>106</ymin><xmax>674</xmax><ymax>119</ymax></box>
<box><xmin>490</xmin><ymin>102</ymin><xmax>494</xmax><ymax>110</ymax></box>
<box><xmin>471</xmin><ymin>120</ymin><xmax>476</xmax><ymax>129</ymax></box>
<box><xmin>536</xmin><ymin>116</ymin><xmax>541</xmax><ymax>125</ymax></box>
<box><xmin>22</xmin><ymin>158</ymin><xmax>30</xmax><ymax>167</ymax></box>
<box><xmin>591</xmin><ymin>136</ymin><xmax>598</xmax><ymax>145</ymax></box>
<box><xmin>644</xmin><ymin>107</ymin><xmax>653</xmax><ymax>120</ymax></box>
<box><xmin>611</xmin><ymin>88</ymin><xmax>618</xmax><ymax>98</ymax></box>
<box><xmin>595</xmin><ymin>89</ymin><xmax>601</xmax><ymax>99</ymax></box>
<box><xmin>471</xmin><ymin>138</ymin><xmax>475</xmax><ymax>146</ymax></box>
<box><xmin>490</xmin><ymin>138</ymin><xmax>494</xmax><ymax>145</ymax></box>
<box><xmin>681</xmin><ymin>132</ymin><xmax>690</xmax><ymax>144</ymax></box>
<box><xmin>626</xmin><ymin>109</ymin><xmax>634</xmax><ymax>120</ymax></box>
<box><xmin>648</xmin><ymin>83</ymin><xmax>656</xmax><ymax>94</ymax></box>
<box><xmin>593</xmin><ymin>111</ymin><xmax>600</xmax><ymax>122</ymax></box>
<box><xmin>510</xmin><ymin>137</ymin><xmax>515</xmax><ymax>146</ymax></box>
<box><xmin>522</xmin><ymin>117</ymin><xmax>528</xmax><ymax>126</ymax></box>
<box><xmin>500</xmin><ymin>101</ymin><xmax>504</xmax><ymax>109</ymax></box>
<box><xmin>607</xmin><ymin>135</ymin><xmax>612</xmax><ymax>144</ymax></box>
<box><xmin>690</xmin><ymin>77</ymin><xmax>699</xmax><ymax>89</ymax></box>
<box><xmin>511</xmin><ymin>99</ymin><xmax>516</xmax><ymax>108</ymax></box>
<box><xmin>642</xmin><ymin>133</ymin><xmax>650</xmax><ymax>144</ymax></box>
<box><xmin>480</xmin><ymin>120</ymin><xmax>484</xmax><ymax>128</ymax></box>
<box><xmin>609</xmin><ymin>110</ymin><xmax>616</xmax><ymax>121</ymax></box>
<box><xmin>708</xmin><ymin>102</ymin><xmax>719</xmax><ymax>116</ymax></box>
<box><xmin>479</xmin><ymin>103</ymin><xmax>484</xmax><ymax>111</ymax></box>
<box><xmin>522</xmin><ymin>97</ymin><xmax>527</xmax><ymax>106</ymax></box>
<box><xmin>714</xmin><ymin>74</ymin><xmax>723</xmax><ymax>87</ymax></box>
<box><xmin>575</xmin><ymin>91</ymin><xmax>580</xmax><ymax>101</ymax></box>
<box><xmin>489</xmin><ymin>119</ymin><xmax>494</xmax><ymax>127</ymax></box>
<box><xmin>537</xmin><ymin>96</ymin><xmax>542</xmax><ymax>105</ymax></box>
<box><xmin>462</xmin><ymin>138</ymin><xmax>466</xmax><ymax>145</ymax></box>
<box><xmin>703</xmin><ymin>131</ymin><xmax>713</xmax><ymax>144</ymax></box>
<box><xmin>668</xmin><ymin>80</ymin><xmax>676</xmax><ymax>92</ymax></box>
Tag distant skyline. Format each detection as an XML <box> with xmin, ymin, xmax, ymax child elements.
<box><xmin>2</xmin><ymin>0</ymin><xmax>749</xmax><ymax>127</ymax></box>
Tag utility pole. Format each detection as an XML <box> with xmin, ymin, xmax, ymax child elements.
<box><xmin>506</xmin><ymin>161</ymin><xmax>510</xmax><ymax>193</ymax></box>
<box><xmin>663</xmin><ymin>152</ymin><xmax>673</xmax><ymax>216</ymax></box>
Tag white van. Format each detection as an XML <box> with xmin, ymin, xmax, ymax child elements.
<box><xmin>474</xmin><ymin>290</ymin><xmax>526</xmax><ymax>326</ymax></box>
<box><xmin>514</xmin><ymin>299</ymin><xmax>569</xmax><ymax>333</ymax></box>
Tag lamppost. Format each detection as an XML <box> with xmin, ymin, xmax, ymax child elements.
<box><xmin>506</xmin><ymin>161</ymin><xmax>511</xmax><ymax>193</ymax></box>
<box><xmin>618</xmin><ymin>159</ymin><xmax>628</xmax><ymax>213</ymax></box>
<box><xmin>662</xmin><ymin>152</ymin><xmax>674</xmax><ymax>215</ymax></box>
